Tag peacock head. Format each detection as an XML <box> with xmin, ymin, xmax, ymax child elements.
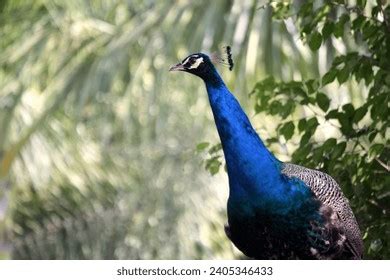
<box><xmin>169</xmin><ymin>53</ymin><xmax>213</xmax><ymax>78</ymax></box>
<box><xmin>169</xmin><ymin>47</ymin><xmax>233</xmax><ymax>82</ymax></box>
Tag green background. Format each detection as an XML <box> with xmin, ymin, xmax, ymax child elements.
<box><xmin>0</xmin><ymin>0</ymin><xmax>388</xmax><ymax>259</ymax></box>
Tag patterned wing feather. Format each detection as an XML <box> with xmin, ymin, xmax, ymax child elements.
<box><xmin>281</xmin><ymin>163</ymin><xmax>363</xmax><ymax>259</ymax></box>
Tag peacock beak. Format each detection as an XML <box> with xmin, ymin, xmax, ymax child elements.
<box><xmin>169</xmin><ymin>63</ymin><xmax>185</xmax><ymax>72</ymax></box>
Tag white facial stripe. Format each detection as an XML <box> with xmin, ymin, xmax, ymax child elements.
<box><xmin>189</xmin><ymin>57</ymin><xmax>204</xmax><ymax>69</ymax></box>
<box><xmin>182</xmin><ymin>55</ymin><xmax>199</xmax><ymax>66</ymax></box>
<box><xmin>182</xmin><ymin>57</ymin><xmax>191</xmax><ymax>65</ymax></box>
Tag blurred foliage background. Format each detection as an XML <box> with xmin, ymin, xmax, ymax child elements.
<box><xmin>0</xmin><ymin>0</ymin><xmax>388</xmax><ymax>259</ymax></box>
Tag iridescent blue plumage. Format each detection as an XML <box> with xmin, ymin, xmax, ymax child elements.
<box><xmin>170</xmin><ymin>51</ymin><xmax>363</xmax><ymax>259</ymax></box>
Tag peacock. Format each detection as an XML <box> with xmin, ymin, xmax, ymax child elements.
<box><xmin>169</xmin><ymin>47</ymin><xmax>363</xmax><ymax>260</ymax></box>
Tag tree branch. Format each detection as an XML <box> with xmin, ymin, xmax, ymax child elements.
<box><xmin>357</xmin><ymin>142</ymin><xmax>389</xmax><ymax>172</ymax></box>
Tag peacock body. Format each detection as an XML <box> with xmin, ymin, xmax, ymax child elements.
<box><xmin>170</xmin><ymin>51</ymin><xmax>363</xmax><ymax>259</ymax></box>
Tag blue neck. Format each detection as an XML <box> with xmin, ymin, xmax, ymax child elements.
<box><xmin>202</xmin><ymin>69</ymin><xmax>287</xmax><ymax>210</ymax></box>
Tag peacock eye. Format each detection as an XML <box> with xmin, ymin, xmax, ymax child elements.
<box><xmin>189</xmin><ymin>57</ymin><xmax>196</xmax><ymax>64</ymax></box>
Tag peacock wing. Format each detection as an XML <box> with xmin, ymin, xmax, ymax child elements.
<box><xmin>281</xmin><ymin>163</ymin><xmax>363</xmax><ymax>259</ymax></box>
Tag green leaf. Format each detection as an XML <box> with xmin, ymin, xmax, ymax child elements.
<box><xmin>280</xmin><ymin>101</ymin><xmax>296</xmax><ymax>118</ymax></box>
<box><xmin>300</xmin><ymin>131</ymin><xmax>312</xmax><ymax>146</ymax></box>
<box><xmin>292</xmin><ymin>144</ymin><xmax>312</xmax><ymax>161</ymax></box>
<box><xmin>368</xmin><ymin>131</ymin><xmax>378</xmax><ymax>142</ymax></box>
<box><xmin>254</xmin><ymin>103</ymin><xmax>262</xmax><ymax>114</ymax></box>
<box><xmin>357</xmin><ymin>0</ymin><xmax>367</xmax><ymax>9</ymax></box>
<box><xmin>196</xmin><ymin>142</ymin><xmax>209</xmax><ymax>152</ymax></box>
<box><xmin>322</xmin><ymin>21</ymin><xmax>335</xmax><ymax>40</ymax></box>
<box><xmin>371</xmin><ymin>6</ymin><xmax>381</xmax><ymax>18</ymax></box>
<box><xmin>342</xmin><ymin>103</ymin><xmax>355</xmax><ymax>118</ymax></box>
<box><xmin>280</xmin><ymin>121</ymin><xmax>295</xmax><ymax>140</ymax></box>
<box><xmin>308</xmin><ymin>31</ymin><xmax>322</xmax><ymax>51</ymax></box>
<box><xmin>208</xmin><ymin>143</ymin><xmax>222</xmax><ymax>154</ymax></box>
<box><xmin>352</xmin><ymin>15</ymin><xmax>366</xmax><ymax>30</ymax></box>
<box><xmin>299</xmin><ymin>118</ymin><xmax>318</xmax><ymax>147</ymax></box>
<box><xmin>353</xmin><ymin>106</ymin><xmax>368</xmax><ymax>123</ymax></box>
<box><xmin>337</xmin><ymin>65</ymin><xmax>350</xmax><ymax>83</ymax></box>
<box><xmin>205</xmin><ymin>156</ymin><xmax>222</xmax><ymax>175</ymax></box>
<box><xmin>322</xmin><ymin>138</ymin><xmax>337</xmax><ymax>152</ymax></box>
<box><xmin>337</xmin><ymin>113</ymin><xmax>353</xmax><ymax>136</ymax></box>
<box><xmin>334</xmin><ymin>14</ymin><xmax>350</xmax><ymax>38</ymax></box>
<box><xmin>312</xmin><ymin>146</ymin><xmax>324</xmax><ymax>162</ymax></box>
<box><xmin>307</xmin><ymin>117</ymin><xmax>319</xmax><ymax>130</ymax></box>
<box><xmin>322</xmin><ymin>68</ymin><xmax>338</xmax><ymax>85</ymax></box>
<box><xmin>298</xmin><ymin>118</ymin><xmax>307</xmax><ymax>132</ymax></box>
<box><xmin>362</xmin><ymin>22</ymin><xmax>377</xmax><ymax>40</ymax></box>
<box><xmin>369</xmin><ymin>144</ymin><xmax>384</xmax><ymax>158</ymax></box>
<box><xmin>316</xmin><ymin>92</ymin><xmax>330</xmax><ymax>111</ymax></box>
<box><xmin>357</xmin><ymin>61</ymin><xmax>374</xmax><ymax>86</ymax></box>
<box><xmin>332</xmin><ymin>142</ymin><xmax>346</xmax><ymax>159</ymax></box>
<box><xmin>305</xmin><ymin>79</ymin><xmax>319</xmax><ymax>94</ymax></box>
<box><xmin>272</xmin><ymin>2</ymin><xmax>291</xmax><ymax>20</ymax></box>
<box><xmin>269</xmin><ymin>100</ymin><xmax>282</xmax><ymax>115</ymax></box>
<box><xmin>333</xmin><ymin>56</ymin><xmax>346</xmax><ymax>66</ymax></box>
<box><xmin>266</xmin><ymin>137</ymin><xmax>279</xmax><ymax>145</ymax></box>
<box><xmin>326</xmin><ymin>109</ymin><xmax>339</xmax><ymax>120</ymax></box>
<box><xmin>299</xmin><ymin>2</ymin><xmax>313</xmax><ymax>17</ymax></box>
